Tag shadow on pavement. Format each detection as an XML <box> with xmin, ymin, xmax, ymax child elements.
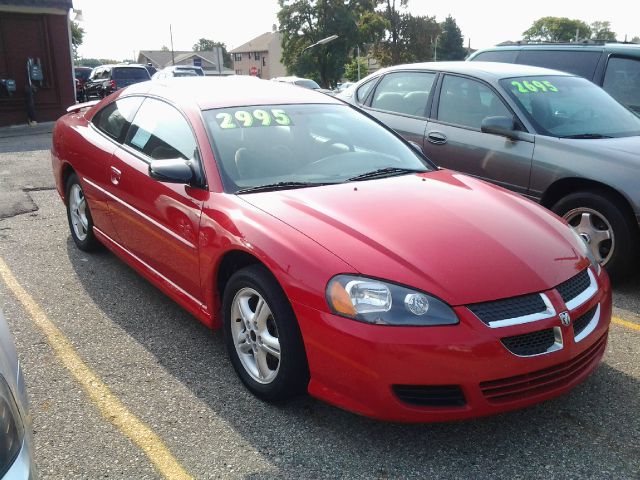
<box><xmin>66</xmin><ymin>238</ymin><xmax>639</xmax><ymax>479</ymax></box>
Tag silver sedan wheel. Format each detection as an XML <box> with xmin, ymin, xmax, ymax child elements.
<box><xmin>230</xmin><ymin>287</ymin><xmax>281</xmax><ymax>384</ymax></box>
<box><xmin>69</xmin><ymin>183</ymin><xmax>89</xmax><ymax>241</ymax></box>
<box><xmin>564</xmin><ymin>207</ymin><xmax>614</xmax><ymax>265</ymax></box>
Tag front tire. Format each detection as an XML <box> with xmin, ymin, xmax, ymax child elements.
<box><xmin>65</xmin><ymin>173</ymin><xmax>100</xmax><ymax>251</ymax></box>
<box><xmin>552</xmin><ymin>190</ymin><xmax>639</xmax><ymax>281</ymax></box>
<box><xmin>223</xmin><ymin>265</ymin><xmax>309</xmax><ymax>402</ymax></box>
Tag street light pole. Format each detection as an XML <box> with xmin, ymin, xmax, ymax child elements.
<box><xmin>357</xmin><ymin>44</ymin><xmax>360</xmax><ymax>81</ymax></box>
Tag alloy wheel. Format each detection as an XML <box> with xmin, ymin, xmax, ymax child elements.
<box><xmin>564</xmin><ymin>207</ymin><xmax>614</xmax><ymax>265</ymax></box>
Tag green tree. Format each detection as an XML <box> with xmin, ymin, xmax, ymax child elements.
<box><xmin>343</xmin><ymin>56</ymin><xmax>368</xmax><ymax>81</ymax></box>
<box><xmin>437</xmin><ymin>15</ymin><xmax>466</xmax><ymax>60</ymax></box>
<box><xmin>632</xmin><ymin>36</ymin><xmax>640</xmax><ymax>44</ymax></box>
<box><xmin>278</xmin><ymin>0</ymin><xmax>384</xmax><ymax>87</ymax></box>
<box><xmin>590</xmin><ymin>21</ymin><xmax>616</xmax><ymax>41</ymax></box>
<box><xmin>192</xmin><ymin>38</ymin><xmax>232</xmax><ymax>68</ymax></box>
<box><xmin>77</xmin><ymin>58</ymin><xmax>118</xmax><ymax>68</ymax></box>
<box><xmin>523</xmin><ymin>16</ymin><xmax>591</xmax><ymax>42</ymax></box>
<box><xmin>71</xmin><ymin>21</ymin><xmax>84</xmax><ymax>60</ymax></box>
<box><xmin>161</xmin><ymin>45</ymin><xmax>169</xmax><ymax>52</ymax></box>
<box><xmin>402</xmin><ymin>14</ymin><xmax>440</xmax><ymax>63</ymax></box>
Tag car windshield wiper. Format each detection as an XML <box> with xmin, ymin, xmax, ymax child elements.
<box><xmin>236</xmin><ymin>181</ymin><xmax>335</xmax><ymax>194</ymax></box>
<box><xmin>348</xmin><ymin>167</ymin><xmax>427</xmax><ymax>182</ymax></box>
<box><xmin>560</xmin><ymin>133</ymin><xmax>613</xmax><ymax>139</ymax></box>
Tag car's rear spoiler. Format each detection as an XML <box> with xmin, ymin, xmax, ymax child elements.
<box><xmin>66</xmin><ymin>100</ymin><xmax>100</xmax><ymax>113</ymax></box>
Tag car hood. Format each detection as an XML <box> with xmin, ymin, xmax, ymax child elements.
<box><xmin>558</xmin><ymin>135</ymin><xmax>640</xmax><ymax>158</ymax></box>
<box><xmin>240</xmin><ymin>170</ymin><xmax>587</xmax><ymax>306</ymax></box>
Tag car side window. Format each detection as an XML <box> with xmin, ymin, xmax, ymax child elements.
<box><xmin>370</xmin><ymin>72</ymin><xmax>436</xmax><ymax>117</ymax></box>
<box><xmin>355</xmin><ymin>77</ymin><xmax>378</xmax><ymax>104</ymax></box>
<box><xmin>91</xmin><ymin>96</ymin><xmax>144</xmax><ymax>141</ymax></box>
<box><xmin>471</xmin><ymin>50</ymin><xmax>519</xmax><ymax>63</ymax></box>
<box><xmin>516</xmin><ymin>50</ymin><xmax>601</xmax><ymax>79</ymax></box>
<box><xmin>602</xmin><ymin>56</ymin><xmax>640</xmax><ymax>115</ymax></box>
<box><xmin>125</xmin><ymin>98</ymin><xmax>197</xmax><ymax>161</ymax></box>
<box><xmin>437</xmin><ymin>75</ymin><xmax>511</xmax><ymax>130</ymax></box>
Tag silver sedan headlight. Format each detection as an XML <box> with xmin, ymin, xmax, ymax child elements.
<box><xmin>326</xmin><ymin>275</ymin><xmax>459</xmax><ymax>326</ymax></box>
<box><xmin>0</xmin><ymin>375</ymin><xmax>24</xmax><ymax>476</ymax></box>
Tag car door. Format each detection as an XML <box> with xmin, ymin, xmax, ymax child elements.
<box><xmin>363</xmin><ymin>70</ymin><xmax>437</xmax><ymax>152</ymax></box>
<box><xmin>80</xmin><ymin>96</ymin><xmax>144</xmax><ymax>241</ymax></box>
<box><xmin>106</xmin><ymin>97</ymin><xmax>205</xmax><ymax>301</ymax></box>
<box><xmin>602</xmin><ymin>55</ymin><xmax>640</xmax><ymax>115</ymax></box>
<box><xmin>424</xmin><ymin>74</ymin><xmax>535</xmax><ymax>195</ymax></box>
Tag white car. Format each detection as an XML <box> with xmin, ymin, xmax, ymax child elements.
<box><xmin>0</xmin><ymin>310</ymin><xmax>34</xmax><ymax>479</ymax></box>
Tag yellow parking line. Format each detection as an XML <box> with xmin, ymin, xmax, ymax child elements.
<box><xmin>0</xmin><ymin>257</ymin><xmax>193</xmax><ymax>480</ymax></box>
<box><xmin>612</xmin><ymin>316</ymin><xmax>640</xmax><ymax>332</ymax></box>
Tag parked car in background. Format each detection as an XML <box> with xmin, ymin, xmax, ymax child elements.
<box><xmin>0</xmin><ymin>310</ymin><xmax>35</xmax><ymax>479</ymax></box>
<box><xmin>468</xmin><ymin>43</ymin><xmax>640</xmax><ymax>115</ymax></box>
<box><xmin>272</xmin><ymin>76</ymin><xmax>334</xmax><ymax>95</ymax></box>
<box><xmin>152</xmin><ymin>66</ymin><xmax>199</xmax><ymax>80</ymax></box>
<box><xmin>83</xmin><ymin>64</ymin><xmax>150</xmax><ymax>100</ymax></box>
<box><xmin>74</xmin><ymin>66</ymin><xmax>93</xmax><ymax>102</ymax></box>
<box><xmin>52</xmin><ymin>76</ymin><xmax>610</xmax><ymax>422</ymax></box>
<box><xmin>338</xmin><ymin>62</ymin><xmax>640</xmax><ymax>280</ymax></box>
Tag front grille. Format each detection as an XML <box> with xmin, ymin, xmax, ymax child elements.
<box><xmin>467</xmin><ymin>294</ymin><xmax>546</xmax><ymax>325</ymax></box>
<box><xmin>556</xmin><ymin>269</ymin><xmax>590</xmax><ymax>304</ymax></box>
<box><xmin>501</xmin><ymin>329</ymin><xmax>556</xmax><ymax>356</ymax></box>
<box><xmin>573</xmin><ymin>305</ymin><xmax>598</xmax><ymax>338</ymax></box>
<box><xmin>392</xmin><ymin>385</ymin><xmax>466</xmax><ymax>407</ymax></box>
<box><xmin>480</xmin><ymin>333</ymin><xmax>606</xmax><ymax>404</ymax></box>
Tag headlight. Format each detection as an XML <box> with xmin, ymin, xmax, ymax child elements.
<box><xmin>570</xmin><ymin>228</ymin><xmax>602</xmax><ymax>274</ymax></box>
<box><xmin>0</xmin><ymin>375</ymin><xmax>24</xmax><ymax>476</ymax></box>
<box><xmin>326</xmin><ymin>275</ymin><xmax>458</xmax><ymax>326</ymax></box>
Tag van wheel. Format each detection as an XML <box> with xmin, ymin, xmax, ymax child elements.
<box><xmin>552</xmin><ymin>190</ymin><xmax>639</xmax><ymax>281</ymax></box>
<box><xmin>223</xmin><ymin>265</ymin><xmax>309</xmax><ymax>402</ymax></box>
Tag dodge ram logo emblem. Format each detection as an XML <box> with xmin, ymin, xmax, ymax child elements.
<box><xmin>559</xmin><ymin>311</ymin><xmax>571</xmax><ymax>326</ymax></box>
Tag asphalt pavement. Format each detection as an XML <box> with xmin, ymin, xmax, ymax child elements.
<box><xmin>0</xmin><ymin>133</ymin><xmax>638</xmax><ymax>479</ymax></box>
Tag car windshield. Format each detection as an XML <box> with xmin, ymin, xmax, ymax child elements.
<box><xmin>75</xmin><ymin>69</ymin><xmax>91</xmax><ymax>81</ymax></box>
<box><xmin>295</xmin><ymin>79</ymin><xmax>321</xmax><ymax>90</ymax></box>
<box><xmin>500</xmin><ymin>75</ymin><xmax>640</xmax><ymax>138</ymax></box>
<box><xmin>203</xmin><ymin>104</ymin><xmax>431</xmax><ymax>193</ymax></box>
<box><xmin>113</xmin><ymin>68</ymin><xmax>150</xmax><ymax>80</ymax></box>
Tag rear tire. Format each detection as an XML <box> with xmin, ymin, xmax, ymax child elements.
<box><xmin>552</xmin><ymin>190</ymin><xmax>639</xmax><ymax>281</ymax></box>
<box><xmin>223</xmin><ymin>265</ymin><xmax>309</xmax><ymax>402</ymax></box>
<box><xmin>65</xmin><ymin>173</ymin><xmax>100</xmax><ymax>251</ymax></box>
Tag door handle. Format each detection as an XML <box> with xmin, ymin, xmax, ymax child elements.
<box><xmin>427</xmin><ymin>131</ymin><xmax>447</xmax><ymax>145</ymax></box>
<box><xmin>110</xmin><ymin>166</ymin><xmax>121</xmax><ymax>186</ymax></box>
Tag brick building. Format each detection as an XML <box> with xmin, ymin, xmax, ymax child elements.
<box><xmin>0</xmin><ymin>0</ymin><xmax>75</xmax><ymax>126</ymax></box>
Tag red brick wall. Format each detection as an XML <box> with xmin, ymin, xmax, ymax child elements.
<box><xmin>0</xmin><ymin>11</ymin><xmax>75</xmax><ymax>126</ymax></box>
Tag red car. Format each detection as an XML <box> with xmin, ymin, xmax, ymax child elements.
<box><xmin>51</xmin><ymin>77</ymin><xmax>611</xmax><ymax>422</ymax></box>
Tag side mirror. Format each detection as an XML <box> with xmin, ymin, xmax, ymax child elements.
<box><xmin>148</xmin><ymin>159</ymin><xmax>194</xmax><ymax>184</ymax></box>
<box><xmin>481</xmin><ymin>116</ymin><xmax>518</xmax><ymax>139</ymax></box>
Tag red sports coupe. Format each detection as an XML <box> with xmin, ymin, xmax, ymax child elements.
<box><xmin>51</xmin><ymin>76</ymin><xmax>611</xmax><ymax>422</ymax></box>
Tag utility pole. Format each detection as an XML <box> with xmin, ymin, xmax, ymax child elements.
<box><xmin>170</xmin><ymin>24</ymin><xmax>175</xmax><ymax>65</ymax></box>
<box><xmin>357</xmin><ymin>44</ymin><xmax>360</xmax><ymax>81</ymax></box>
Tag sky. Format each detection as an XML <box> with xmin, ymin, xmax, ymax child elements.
<box><xmin>72</xmin><ymin>0</ymin><xmax>639</xmax><ymax>61</ymax></box>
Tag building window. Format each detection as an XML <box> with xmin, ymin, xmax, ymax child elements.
<box><xmin>254</xmin><ymin>52</ymin><xmax>260</xmax><ymax>60</ymax></box>
<box><xmin>235</xmin><ymin>69</ymin><xmax>243</xmax><ymax>75</ymax></box>
<box><xmin>193</xmin><ymin>58</ymin><xmax>202</xmax><ymax>67</ymax></box>
<box><xmin>262</xmin><ymin>56</ymin><xmax>267</xmax><ymax>67</ymax></box>
<box><xmin>234</xmin><ymin>53</ymin><xmax>242</xmax><ymax>61</ymax></box>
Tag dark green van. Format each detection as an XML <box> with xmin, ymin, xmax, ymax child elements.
<box><xmin>468</xmin><ymin>43</ymin><xmax>640</xmax><ymax>114</ymax></box>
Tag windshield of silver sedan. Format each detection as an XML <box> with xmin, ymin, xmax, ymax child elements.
<box><xmin>500</xmin><ymin>76</ymin><xmax>640</xmax><ymax>138</ymax></box>
<box><xmin>203</xmin><ymin>104</ymin><xmax>430</xmax><ymax>193</ymax></box>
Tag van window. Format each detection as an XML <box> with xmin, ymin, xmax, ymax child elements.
<box><xmin>471</xmin><ymin>50</ymin><xmax>519</xmax><ymax>63</ymax></box>
<box><xmin>602</xmin><ymin>56</ymin><xmax>640</xmax><ymax>115</ymax></box>
<box><xmin>517</xmin><ymin>50</ymin><xmax>601</xmax><ymax>79</ymax></box>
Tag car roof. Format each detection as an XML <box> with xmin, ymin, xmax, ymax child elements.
<box><xmin>380</xmin><ymin>61</ymin><xmax>574</xmax><ymax>80</ymax></box>
<box><xmin>122</xmin><ymin>76</ymin><xmax>340</xmax><ymax>110</ymax></box>
<box><xmin>473</xmin><ymin>42</ymin><xmax>640</xmax><ymax>56</ymax></box>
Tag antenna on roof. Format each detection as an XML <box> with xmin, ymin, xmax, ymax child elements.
<box><xmin>170</xmin><ymin>24</ymin><xmax>175</xmax><ymax>66</ymax></box>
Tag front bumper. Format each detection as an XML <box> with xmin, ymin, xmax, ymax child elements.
<box><xmin>293</xmin><ymin>269</ymin><xmax>611</xmax><ymax>423</ymax></box>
